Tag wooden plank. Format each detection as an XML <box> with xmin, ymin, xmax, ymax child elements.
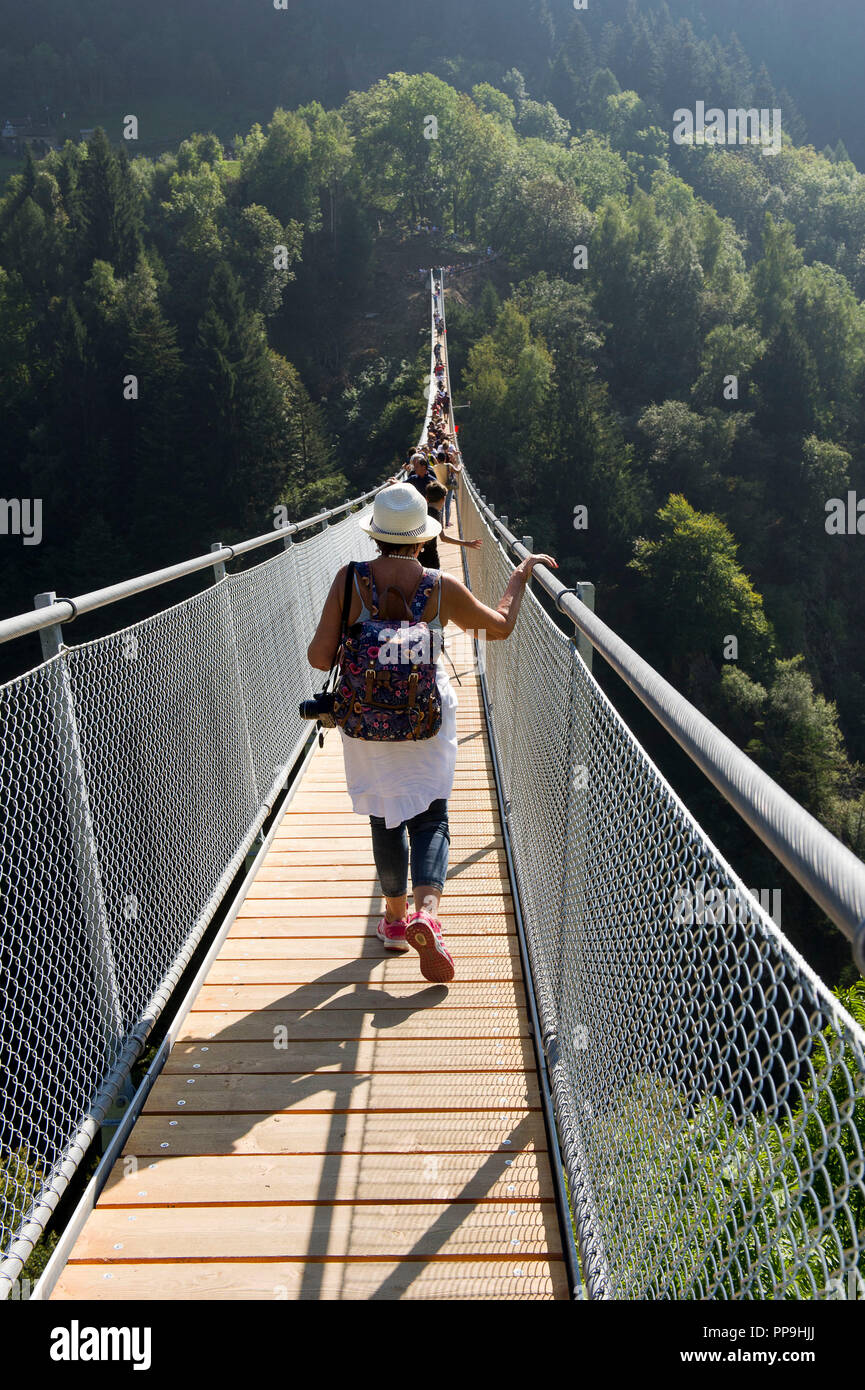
<box><xmin>301</xmin><ymin>776</ymin><xmax>495</xmax><ymax>789</ymax></box>
<box><xmin>191</xmin><ymin>982</ymin><xmax>526</xmax><ymax>1014</ymax></box>
<box><xmin>195</xmin><ymin>974</ymin><xmax>524</xmax><ymax>1004</ymax></box>
<box><xmin>64</xmin><ymin>1201</ymin><xmax>561</xmax><ymax>1262</ymax></box>
<box><xmin>272</xmin><ymin>835</ymin><xmax>504</xmax><ymax>850</ymax></box>
<box><xmin>177</xmin><ymin>1009</ymin><xmax>529</xmax><ymax>1042</ymax></box>
<box><xmin>52</xmin><ymin>1259</ymin><xmax>567</xmax><ymax>1301</ymax></box>
<box><xmin>110</xmin><ymin>1108</ymin><xmax>547</xmax><ymax>1154</ymax></box>
<box><xmin>300</xmin><ymin>779</ymin><xmax>496</xmax><ymax>793</ymax></box>
<box><xmin>243</xmin><ymin>879</ymin><xmax>510</xmax><ymax>899</ymax></box>
<box><xmin>275</xmin><ymin>813</ymin><xmax>500</xmax><ymax>825</ymax></box>
<box><xmin>262</xmin><ymin>849</ymin><xmax>506</xmax><ymax>866</ymax></box>
<box><xmin>204</xmin><ymin>956</ymin><xmax>520</xmax><ymax>983</ymax></box>
<box><xmin>259</xmin><ymin>857</ymin><xmax>509</xmax><ymax>877</ymax></box>
<box><xmin>298</xmin><ymin>782</ymin><xmax>495</xmax><ymax>794</ymax></box>
<box><xmin>228</xmin><ymin>916</ymin><xmax>516</xmax><ymax>936</ymax></box>
<box><xmin>236</xmin><ymin>896</ymin><xmax>513</xmax><ymax>918</ymax></box>
<box><xmin>145</xmin><ymin>1070</ymin><xmax>540</xmax><ymax>1113</ymax></box>
<box><xmin>216</xmin><ymin>937</ymin><xmax>521</xmax><ymax>960</ymax></box>
<box><xmin>93</xmin><ymin>1149</ymin><xmax>552</xmax><ymax>1206</ymax></box>
<box><xmin>163</xmin><ymin>1036</ymin><xmax>535</xmax><ymax>1074</ymax></box>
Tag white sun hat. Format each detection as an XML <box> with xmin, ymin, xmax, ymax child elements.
<box><xmin>359</xmin><ymin>483</ymin><xmax>442</xmax><ymax>545</ymax></box>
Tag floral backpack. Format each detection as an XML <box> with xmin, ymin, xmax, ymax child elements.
<box><xmin>333</xmin><ymin>561</ymin><xmax>443</xmax><ymax>741</ymax></box>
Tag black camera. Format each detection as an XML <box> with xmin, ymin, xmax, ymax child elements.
<box><xmin>299</xmin><ymin>691</ymin><xmax>336</xmax><ymax>726</ymax></box>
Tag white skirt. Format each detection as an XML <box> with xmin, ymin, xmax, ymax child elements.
<box><xmin>338</xmin><ymin>661</ymin><xmax>458</xmax><ymax>828</ymax></box>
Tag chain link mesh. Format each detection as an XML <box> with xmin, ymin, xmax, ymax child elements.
<box><xmin>457</xmin><ymin>472</ymin><xmax>865</xmax><ymax>1301</ymax></box>
<box><xmin>0</xmin><ymin>509</ymin><xmax>377</xmax><ymax>1289</ymax></box>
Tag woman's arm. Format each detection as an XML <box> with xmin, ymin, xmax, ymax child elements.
<box><xmin>441</xmin><ymin>554</ymin><xmax>558</xmax><ymax>639</ymax></box>
<box><xmin>440</xmin><ymin>532</ymin><xmax>482</xmax><ymax>549</ymax></box>
<box><xmin>307</xmin><ymin>565</ymin><xmax>349</xmax><ymax>670</ymax></box>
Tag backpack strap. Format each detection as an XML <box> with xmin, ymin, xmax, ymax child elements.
<box><xmin>357</xmin><ymin>560</ymin><xmax>379</xmax><ymax>616</ymax></box>
<box><xmin>324</xmin><ymin>561</ymin><xmax>356</xmax><ymax>692</ymax></box>
<box><xmin>411</xmin><ymin>568</ymin><xmax>438</xmax><ymax>621</ymax></box>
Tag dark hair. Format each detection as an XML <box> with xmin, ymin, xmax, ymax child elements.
<box><xmin>426</xmin><ymin>483</ymin><xmax>447</xmax><ymax>502</ymax></box>
<box><xmin>377</xmin><ymin>540</ymin><xmax>422</xmax><ymax>557</ymax></box>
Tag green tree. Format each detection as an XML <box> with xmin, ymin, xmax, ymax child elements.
<box><xmin>190</xmin><ymin>261</ymin><xmax>284</xmax><ymax>534</ymax></box>
<box><xmin>470</xmin><ymin>84</ymin><xmax>516</xmax><ymax>128</ymax></box>
<box><xmin>239</xmin><ymin>109</ymin><xmax>320</xmax><ymax>229</ymax></box>
<box><xmin>271</xmin><ymin>352</ymin><xmax>346</xmax><ymax>519</ymax></box>
<box><xmin>750</xmin><ymin>214</ymin><xmax>803</xmax><ymax>337</ymax></box>
<box><xmin>691</xmin><ymin>324</ymin><xmax>763</xmax><ymax>411</ymax></box>
<box><xmin>720</xmin><ymin>657</ymin><xmax>861</xmax><ymax>839</ymax></box>
<box><xmin>630</xmin><ymin>495</ymin><xmax>774</xmax><ymax>680</ymax></box>
<box><xmin>74</xmin><ymin>130</ymin><xmax>143</xmax><ymax>276</ymax></box>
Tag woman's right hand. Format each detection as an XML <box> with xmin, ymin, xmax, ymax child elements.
<box><xmin>521</xmin><ymin>553</ymin><xmax>558</xmax><ymax>576</ymax></box>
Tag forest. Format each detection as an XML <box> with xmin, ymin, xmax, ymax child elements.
<box><xmin>1</xmin><ymin>3</ymin><xmax>865</xmax><ymax>987</ymax></box>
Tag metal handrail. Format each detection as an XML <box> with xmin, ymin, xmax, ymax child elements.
<box><xmin>0</xmin><ymin>484</ymin><xmax>387</xmax><ymax>649</ymax></box>
<box><xmin>461</xmin><ymin>470</ymin><xmax>865</xmax><ymax>971</ymax></box>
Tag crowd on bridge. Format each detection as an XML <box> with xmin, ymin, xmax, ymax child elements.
<box><xmin>387</xmin><ymin>276</ymin><xmax>469</xmax><ymax>563</ymax></box>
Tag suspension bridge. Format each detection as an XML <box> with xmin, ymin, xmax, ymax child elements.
<box><xmin>1</xmin><ymin>272</ymin><xmax>864</xmax><ymax>1302</ymax></box>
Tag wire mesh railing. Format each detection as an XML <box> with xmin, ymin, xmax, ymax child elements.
<box><xmin>456</xmin><ymin>467</ymin><xmax>865</xmax><ymax>1301</ymax></box>
<box><xmin>0</xmin><ymin>513</ymin><xmax>378</xmax><ymax>1295</ymax></box>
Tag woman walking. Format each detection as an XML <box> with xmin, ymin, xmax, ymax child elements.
<box><xmin>307</xmin><ymin>482</ymin><xmax>556</xmax><ymax>983</ymax></box>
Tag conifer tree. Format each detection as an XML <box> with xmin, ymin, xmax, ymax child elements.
<box><xmin>191</xmin><ymin>261</ymin><xmax>283</xmax><ymax>534</ymax></box>
<box><xmin>75</xmin><ymin>128</ymin><xmax>143</xmax><ymax>275</ymax></box>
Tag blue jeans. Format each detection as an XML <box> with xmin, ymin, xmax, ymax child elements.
<box><xmin>369</xmin><ymin>798</ymin><xmax>450</xmax><ymax>897</ymax></box>
<box><xmin>444</xmin><ymin>488</ymin><xmax>454</xmax><ymax>527</ymax></box>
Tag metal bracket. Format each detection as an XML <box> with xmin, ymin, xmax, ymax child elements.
<box><xmin>54</xmin><ymin>597</ymin><xmax>79</xmax><ymax>623</ymax></box>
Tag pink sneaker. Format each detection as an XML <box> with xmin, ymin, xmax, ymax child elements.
<box><xmin>405</xmin><ymin>909</ymin><xmax>455</xmax><ymax>983</ymax></box>
<box><xmin>376</xmin><ymin>916</ymin><xmax>409</xmax><ymax>952</ymax></box>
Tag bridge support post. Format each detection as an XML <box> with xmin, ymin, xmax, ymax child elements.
<box><xmin>98</xmin><ymin>1075</ymin><xmax>138</xmax><ymax>1153</ymax></box>
<box><xmin>210</xmin><ymin>545</ymin><xmax>259</xmax><ymax>812</ymax></box>
<box><xmin>210</xmin><ymin>542</ymin><xmax>228</xmax><ymax>584</ymax></box>
<box><xmin>34</xmin><ymin>593</ymin><xmax>124</xmax><ymax>1075</ymax></box>
<box><xmin>575</xmin><ymin>583</ymin><xmax>596</xmax><ymax>674</ymax></box>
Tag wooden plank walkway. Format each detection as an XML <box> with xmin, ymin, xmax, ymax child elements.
<box><xmin>52</xmin><ymin>538</ymin><xmax>568</xmax><ymax>1301</ymax></box>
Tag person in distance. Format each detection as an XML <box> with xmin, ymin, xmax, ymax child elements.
<box><xmin>419</xmin><ymin>481</ymin><xmax>481</xmax><ymax>569</ymax></box>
